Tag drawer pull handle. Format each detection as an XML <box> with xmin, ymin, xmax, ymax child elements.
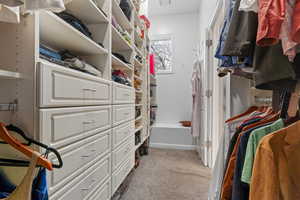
<box><xmin>81</xmin><ymin>155</ymin><xmax>90</xmax><ymax>158</ymax></box>
<box><xmin>123</xmin><ymin>94</ymin><xmax>130</xmax><ymax>97</ymax></box>
<box><xmin>83</xmin><ymin>120</ymin><xmax>95</xmax><ymax>124</ymax></box>
<box><xmin>83</xmin><ymin>88</ymin><xmax>97</xmax><ymax>92</ymax></box>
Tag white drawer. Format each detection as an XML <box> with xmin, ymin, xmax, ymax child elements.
<box><xmin>87</xmin><ymin>180</ymin><xmax>111</xmax><ymax>200</ymax></box>
<box><xmin>112</xmin><ymin>156</ymin><xmax>135</xmax><ymax>194</ymax></box>
<box><xmin>51</xmin><ymin>156</ymin><xmax>111</xmax><ymax>200</ymax></box>
<box><xmin>39</xmin><ymin>60</ymin><xmax>112</xmax><ymax>107</ymax></box>
<box><xmin>112</xmin><ymin>105</ymin><xmax>135</xmax><ymax>127</ymax></box>
<box><xmin>112</xmin><ymin>82</ymin><xmax>135</xmax><ymax>104</ymax></box>
<box><xmin>39</xmin><ymin>106</ymin><xmax>111</xmax><ymax>148</ymax></box>
<box><xmin>48</xmin><ymin>130</ymin><xmax>111</xmax><ymax>195</ymax></box>
<box><xmin>112</xmin><ymin>121</ymin><xmax>134</xmax><ymax>149</ymax></box>
<box><xmin>112</xmin><ymin>136</ymin><xmax>134</xmax><ymax>171</ymax></box>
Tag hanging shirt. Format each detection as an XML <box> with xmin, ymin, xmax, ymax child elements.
<box><xmin>241</xmin><ymin>119</ymin><xmax>284</xmax><ymax>184</ymax></box>
<box><xmin>239</xmin><ymin>0</ymin><xmax>258</xmax><ymax>12</ymax></box>
<box><xmin>291</xmin><ymin>0</ymin><xmax>300</xmax><ymax>43</ymax></box>
<box><xmin>256</xmin><ymin>0</ymin><xmax>285</xmax><ymax>46</ymax></box>
<box><xmin>191</xmin><ymin>59</ymin><xmax>203</xmax><ymax>137</ymax></box>
<box><xmin>250</xmin><ymin>121</ymin><xmax>300</xmax><ymax>200</ymax></box>
<box><xmin>280</xmin><ymin>0</ymin><xmax>298</xmax><ymax>62</ymax></box>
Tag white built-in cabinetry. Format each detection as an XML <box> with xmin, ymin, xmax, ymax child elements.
<box><xmin>0</xmin><ymin>0</ymin><xmax>150</xmax><ymax>199</ymax></box>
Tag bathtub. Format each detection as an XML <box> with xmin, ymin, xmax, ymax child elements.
<box><xmin>150</xmin><ymin>123</ymin><xmax>195</xmax><ymax>150</ymax></box>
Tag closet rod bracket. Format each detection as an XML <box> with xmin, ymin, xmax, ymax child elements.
<box><xmin>0</xmin><ymin>100</ymin><xmax>18</xmax><ymax>112</ymax></box>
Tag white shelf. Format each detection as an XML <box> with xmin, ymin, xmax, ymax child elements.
<box><xmin>0</xmin><ymin>69</ymin><xmax>21</xmax><ymax>79</ymax></box>
<box><xmin>111</xmin><ymin>26</ymin><xmax>133</xmax><ymax>51</ymax></box>
<box><xmin>112</xmin><ymin>0</ymin><xmax>133</xmax><ymax>31</ymax></box>
<box><xmin>134</xmin><ymin>45</ymin><xmax>143</xmax><ymax>57</ymax></box>
<box><xmin>112</xmin><ymin>54</ymin><xmax>133</xmax><ymax>71</ymax></box>
<box><xmin>39</xmin><ymin>11</ymin><xmax>108</xmax><ymax>55</ymax></box>
<box><xmin>135</xmin><ymin>126</ymin><xmax>143</xmax><ymax>133</ymax></box>
<box><xmin>135</xmin><ymin>104</ymin><xmax>142</xmax><ymax>106</ymax></box>
<box><xmin>134</xmin><ymin>58</ymin><xmax>143</xmax><ymax>68</ymax></box>
<box><xmin>135</xmin><ymin>89</ymin><xmax>142</xmax><ymax>94</ymax></box>
<box><xmin>134</xmin><ymin>75</ymin><xmax>142</xmax><ymax>81</ymax></box>
<box><xmin>135</xmin><ymin>135</ymin><xmax>149</xmax><ymax>151</ymax></box>
<box><xmin>135</xmin><ymin>116</ymin><xmax>142</xmax><ymax>121</ymax></box>
<box><xmin>65</xmin><ymin>0</ymin><xmax>108</xmax><ymax>24</ymax></box>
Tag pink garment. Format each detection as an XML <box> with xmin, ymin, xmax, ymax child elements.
<box><xmin>191</xmin><ymin>59</ymin><xmax>203</xmax><ymax>138</ymax></box>
<box><xmin>149</xmin><ymin>54</ymin><xmax>155</xmax><ymax>75</ymax></box>
<box><xmin>280</xmin><ymin>0</ymin><xmax>298</xmax><ymax>62</ymax></box>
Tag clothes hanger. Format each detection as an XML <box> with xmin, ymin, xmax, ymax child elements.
<box><xmin>0</xmin><ymin>124</ymin><xmax>63</xmax><ymax>169</ymax></box>
<box><xmin>225</xmin><ymin>106</ymin><xmax>259</xmax><ymax>123</ymax></box>
<box><xmin>0</xmin><ymin>123</ymin><xmax>54</xmax><ymax>170</ymax></box>
<box><xmin>1</xmin><ymin>152</ymin><xmax>39</xmax><ymax>200</ymax></box>
<box><xmin>242</xmin><ymin>112</ymin><xmax>280</xmax><ymax>132</ymax></box>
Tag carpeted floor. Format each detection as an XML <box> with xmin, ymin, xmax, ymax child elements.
<box><xmin>121</xmin><ymin>148</ymin><xmax>211</xmax><ymax>200</ymax></box>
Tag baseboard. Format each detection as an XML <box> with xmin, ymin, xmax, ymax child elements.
<box><xmin>150</xmin><ymin>142</ymin><xmax>196</xmax><ymax>150</ymax></box>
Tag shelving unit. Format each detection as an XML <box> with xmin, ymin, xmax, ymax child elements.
<box><xmin>39</xmin><ymin>11</ymin><xmax>108</xmax><ymax>55</ymax></box>
<box><xmin>0</xmin><ymin>0</ymin><xmax>151</xmax><ymax>199</ymax></box>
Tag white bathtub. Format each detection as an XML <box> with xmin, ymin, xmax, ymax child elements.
<box><xmin>150</xmin><ymin>123</ymin><xmax>195</xmax><ymax>150</ymax></box>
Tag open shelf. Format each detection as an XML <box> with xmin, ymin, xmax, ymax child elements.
<box><xmin>135</xmin><ymin>115</ymin><xmax>142</xmax><ymax>121</ymax></box>
<box><xmin>112</xmin><ymin>54</ymin><xmax>133</xmax><ymax>71</ymax></box>
<box><xmin>134</xmin><ymin>75</ymin><xmax>142</xmax><ymax>81</ymax></box>
<box><xmin>135</xmin><ymin>89</ymin><xmax>142</xmax><ymax>94</ymax></box>
<box><xmin>65</xmin><ymin>0</ymin><xmax>109</xmax><ymax>24</ymax></box>
<box><xmin>112</xmin><ymin>0</ymin><xmax>133</xmax><ymax>31</ymax></box>
<box><xmin>0</xmin><ymin>69</ymin><xmax>21</xmax><ymax>79</ymax></box>
<box><xmin>135</xmin><ymin>104</ymin><xmax>142</xmax><ymax>106</ymax></box>
<box><xmin>135</xmin><ymin>125</ymin><xmax>143</xmax><ymax>133</ymax></box>
<box><xmin>39</xmin><ymin>11</ymin><xmax>108</xmax><ymax>55</ymax></box>
<box><xmin>112</xmin><ymin>26</ymin><xmax>133</xmax><ymax>51</ymax></box>
<box><xmin>135</xmin><ymin>30</ymin><xmax>143</xmax><ymax>46</ymax></box>
<box><xmin>134</xmin><ymin>45</ymin><xmax>143</xmax><ymax>57</ymax></box>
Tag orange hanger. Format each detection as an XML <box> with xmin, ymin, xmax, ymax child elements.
<box><xmin>0</xmin><ymin>123</ymin><xmax>53</xmax><ymax>170</ymax></box>
<box><xmin>225</xmin><ymin>106</ymin><xmax>259</xmax><ymax>123</ymax></box>
<box><xmin>242</xmin><ymin>112</ymin><xmax>280</xmax><ymax>132</ymax></box>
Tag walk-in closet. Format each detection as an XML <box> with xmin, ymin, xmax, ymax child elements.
<box><xmin>1</xmin><ymin>0</ymin><xmax>299</xmax><ymax>199</ymax></box>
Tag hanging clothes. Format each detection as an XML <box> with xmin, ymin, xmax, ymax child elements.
<box><xmin>0</xmin><ymin>156</ymin><xmax>48</xmax><ymax>200</ymax></box>
<box><xmin>291</xmin><ymin>0</ymin><xmax>300</xmax><ymax>43</ymax></box>
<box><xmin>250</xmin><ymin>121</ymin><xmax>300</xmax><ymax>200</ymax></box>
<box><xmin>1</xmin><ymin>152</ymin><xmax>39</xmax><ymax>200</ymax></box>
<box><xmin>241</xmin><ymin>119</ymin><xmax>284</xmax><ymax>184</ymax></box>
<box><xmin>191</xmin><ymin>59</ymin><xmax>203</xmax><ymax>137</ymax></box>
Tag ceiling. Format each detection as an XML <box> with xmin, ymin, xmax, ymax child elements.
<box><xmin>148</xmin><ymin>0</ymin><xmax>201</xmax><ymax>16</ymax></box>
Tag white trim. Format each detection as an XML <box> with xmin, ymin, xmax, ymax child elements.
<box><xmin>150</xmin><ymin>142</ymin><xmax>196</xmax><ymax>150</ymax></box>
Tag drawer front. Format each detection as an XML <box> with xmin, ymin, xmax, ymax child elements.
<box><xmin>51</xmin><ymin>156</ymin><xmax>111</xmax><ymax>200</ymax></box>
<box><xmin>48</xmin><ymin>130</ymin><xmax>111</xmax><ymax>194</ymax></box>
<box><xmin>112</xmin><ymin>83</ymin><xmax>135</xmax><ymax>104</ymax></box>
<box><xmin>39</xmin><ymin>61</ymin><xmax>112</xmax><ymax>107</ymax></box>
<box><xmin>40</xmin><ymin>106</ymin><xmax>111</xmax><ymax>148</ymax></box>
<box><xmin>112</xmin><ymin>121</ymin><xmax>134</xmax><ymax>149</ymax></box>
<box><xmin>87</xmin><ymin>180</ymin><xmax>111</xmax><ymax>200</ymax></box>
<box><xmin>112</xmin><ymin>105</ymin><xmax>135</xmax><ymax>127</ymax></box>
<box><xmin>112</xmin><ymin>136</ymin><xmax>134</xmax><ymax>171</ymax></box>
<box><xmin>112</xmin><ymin>156</ymin><xmax>135</xmax><ymax>194</ymax></box>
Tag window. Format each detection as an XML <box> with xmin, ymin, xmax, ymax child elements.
<box><xmin>151</xmin><ymin>34</ymin><xmax>173</xmax><ymax>74</ymax></box>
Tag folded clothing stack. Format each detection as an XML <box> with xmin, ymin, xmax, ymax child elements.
<box><xmin>56</xmin><ymin>12</ymin><xmax>92</xmax><ymax>39</ymax></box>
<box><xmin>40</xmin><ymin>45</ymin><xmax>103</xmax><ymax>77</ymax></box>
<box><xmin>112</xmin><ymin>70</ymin><xmax>131</xmax><ymax>86</ymax></box>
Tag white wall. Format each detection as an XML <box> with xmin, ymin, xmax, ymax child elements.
<box><xmin>149</xmin><ymin>12</ymin><xmax>199</xmax><ymax>123</ymax></box>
